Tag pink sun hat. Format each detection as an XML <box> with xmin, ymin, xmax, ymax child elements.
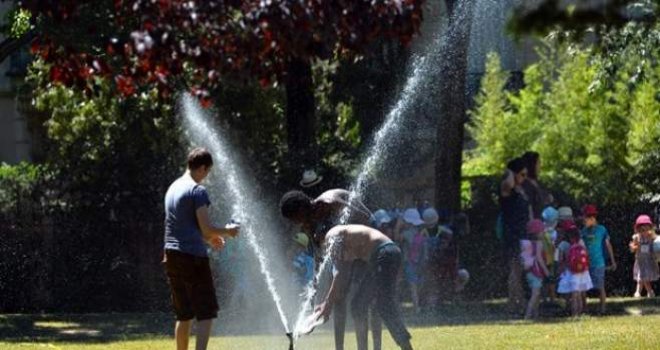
<box><xmin>634</xmin><ymin>214</ymin><xmax>653</xmax><ymax>231</ymax></box>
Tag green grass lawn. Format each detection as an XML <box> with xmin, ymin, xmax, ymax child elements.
<box><xmin>2</xmin><ymin>298</ymin><xmax>659</xmax><ymax>349</ymax></box>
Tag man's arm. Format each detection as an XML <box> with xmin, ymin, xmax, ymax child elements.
<box><xmin>196</xmin><ymin>206</ymin><xmax>239</xmax><ymax>240</ymax></box>
<box><xmin>317</xmin><ymin>260</ymin><xmax>351</xmax><ymax>321</ymax></box>
<box><xmin>315</xmin><ymin>227</ymin><xmax>347</xmax><ymax>321</ymax></box>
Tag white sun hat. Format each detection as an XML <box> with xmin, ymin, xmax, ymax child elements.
<box><xmin>403</xmin><ymin>208</ymin><xmax>424</xmax><ymax>226</ymax></box>
<box><xmin>422</xmin><ymin>207</ymin><xmax>439</xmax><ymax>226</ymax></box>
<box><xmin>372</xmin><ymin>209</ymin><xmax>393</xmax><ymax>228</ymax></box>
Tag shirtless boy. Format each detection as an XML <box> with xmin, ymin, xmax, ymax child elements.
<box><xmin>314</xmin><ymin>224</ymin><xmax>413</xmax><ymax>350</ymax></box>
<box><xmin>280</xmin><ymin>189</ymin><xmax>380</xmax><ymax>350</ymax></box>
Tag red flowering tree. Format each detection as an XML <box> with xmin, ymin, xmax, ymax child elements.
<box><xmin>16</xmin><ymin>0</ymin><xmax>424</xmax><ymax>168</ymax></box>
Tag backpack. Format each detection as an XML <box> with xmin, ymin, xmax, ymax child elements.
<box><xmin>568</xmin><ymin>243</ymin><xmax>589</xmax><ymax>273</ymax></box>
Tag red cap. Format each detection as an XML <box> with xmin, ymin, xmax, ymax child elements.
<box><xmin>582</xmin><ymin>204</ymin><xmax>598</xmax><ymax>217</ymax></box>
<box><xmin>558</xmin><ymin>219</ymin><xmax>577</xmax><ymax>232</ymax></box>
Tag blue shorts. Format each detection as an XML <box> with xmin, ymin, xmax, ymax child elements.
<box><xmin>589</xmin><ymin>266</ymin><xmax>606</xmax><ymax>290</ymax></box>
<box><xmin>526</xmin><ymin>272</ymin><xmax>543</xmax><ymax>290</ymax></box>
<box><xmin>404</xmin><ymin>262</ymin><xmax>423</xmax><ymax>285</ymax></box>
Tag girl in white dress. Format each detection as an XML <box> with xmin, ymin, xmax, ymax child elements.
<box><xmin>557</xmin><ymin>221</ymin><xmax>592</xmax><ymax>316</ymax></box>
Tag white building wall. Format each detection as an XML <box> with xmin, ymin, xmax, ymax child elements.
<box><xmin>0</xmin><ymin>2</ymin><xmax>30</xmax><ymax>164</ymax></box>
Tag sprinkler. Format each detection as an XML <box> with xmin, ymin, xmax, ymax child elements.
<box><xmin>286</xmin><ymin>332</ymin><xmax>294</xmax><ymax>350</ymax></box>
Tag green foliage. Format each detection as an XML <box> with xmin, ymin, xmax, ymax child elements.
<box><xmin>465</xmin><ymin>53</ymin><xmax>542</xmax><ymax>176</ymax></box>
<box><xmin>6</xmin><ymin>7</ymin><xmax>31</xmax><ymax>38</ymax></box>
<box><xmin>0</xmin><ymin>162</ymin><xmax>43</xmax><ymax>215</ymax></box>
<box><xmin>465</xmin><ymin>26</ymin><xmax>660</xmax><ymax>204</ymax></box>
<box><xmin>27</xmin><ymin>58</ymin><xmax>178</xmax><ymax>164</ymax></box>
<box><xmin>313</xmin><ymin>59</ymin><xmax>362</xmax><ymax>179</ymax></box>
<box><xmin>509</xmin><ymin>0</ymin><xmax>658</xmax><ymax>38</ymax></box>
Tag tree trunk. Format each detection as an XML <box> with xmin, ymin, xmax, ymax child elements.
<box><xmin>0</xmin><ymin>31</ymin><xmax>33</xmax><ymax>65</ymax></box>
<box><xmin>434</xmin><ymin>0</ymin><xmax>474</xmax><ymax>212</ymax></box>
<box><xmin>284</xmin><ymin>58</ymin><xmax>316</xmax><ymax>182</ymax></box>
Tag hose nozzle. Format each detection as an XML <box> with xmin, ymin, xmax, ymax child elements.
<box><xmin>286</xmin><ymin>332</ymin><xmax>294</xmax><ymax>350</ymax></box>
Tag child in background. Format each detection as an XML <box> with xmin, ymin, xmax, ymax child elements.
<box><xmin>580</xmin><ymin>204</ymin><xmax>617</xmax><ymax>314</ymax></box>
<box><xmin>292</xmin><ymin>233</ymin><xmax>314</xmax><ymax>290</ymax></box>
<box><xmin>520</xmin><ymin>219</ymin><xmax>550</xmax><ymax>319</ymax></box>
<box><xmin>541</xmin><ymin>207</ymin><xmax>559</xmax><ymax>303</ymax></box>
<box><xmin>372</xmin><ymin>209</ymin><xmax>395</xmax><ymax>239</ymax></box>
<box><xmin>421</xmin><ymin>207</ymin><xmax>441</xmax><ymax>310</ymax></box>
<box><xmin>557</xmin><ymin>221</ymin><xmax>592</xmax><ymax>316</ymax></box>
<box><xmin>398</xmin><ymin>208</ymin><xmax>428</xmax><ymax>314</ymax></box>
<box><xmin>629</xmin><ymin>215</ymin><xmax>659</xmax><ymax>297</ymax></box>
<box><xmin>558</xmin><ymin>206</ymin><xmax>574</xmax><ymax>223</ymax></box>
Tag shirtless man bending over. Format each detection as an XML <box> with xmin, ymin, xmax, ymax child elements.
<box><xmin>314</xmin><ymin>225</ymin><xmax>414</xmax><ymax>350</ymax></box>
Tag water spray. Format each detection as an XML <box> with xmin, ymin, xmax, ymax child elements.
<box><xmin>181</xmin><ymin>94</ymin><xmax>292</xmax><ymax>336</ymax></box>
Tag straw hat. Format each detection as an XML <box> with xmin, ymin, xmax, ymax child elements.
<box><xmin>300</xmin><ymin>170</ymin><xmax>323</xmax><ymax>188</ymax></box>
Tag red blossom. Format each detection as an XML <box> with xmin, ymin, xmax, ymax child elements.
<box><xmin>21</xmin><ymin>0</ymin><xmax>425</xmax><ymax>102</ymax></box>
<box><xmin>115</xmin><ymin>75</ymin><xmax>136</xmax><ymax>96</ymax></box>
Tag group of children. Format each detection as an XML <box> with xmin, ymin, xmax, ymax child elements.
<box><xmin>520</xmin><ymin>204</ymin><xmax>660</xmax><ymax>319</ymax></box>
<box><xmin>384</xmin><ymin>207</ymin><xmax>469</xmax><ymax>314</ymax></box>
<box><xmin>288</xmin><ymin>204</ymin><xmax>470</xmax><ymax>315</ymax></box>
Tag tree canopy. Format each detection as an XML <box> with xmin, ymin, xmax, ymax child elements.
<box><xmin>465</xmin><ymin>23</ymin><xmax>660</xmax><ymax>204</ymax></box>
<box><xmin>509</xmin><ymin>0</ymin><xmax>658</xmax><ymax>37</ymax></box>
<box><xmin>16</xmin><ymin>0</ymin><xmax>424</xmax><ymax>105</ymax></box>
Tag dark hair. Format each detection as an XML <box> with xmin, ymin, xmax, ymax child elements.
<box><xmin>280</xmin><ymin>190</ymin><xmax>313</xmax><ymax>219</ymax></box>
<box><xmin>522</xmin><ymin>151</ymin><xmax>540</xmax><ymax>180</ymax></box>
<box><xmin>437</xmin><ymin>208</ymin><xmax>451</xmax><ymax>225</ymax></box>
<box><xmin>567</xmin><ymin>227</ymin><xmax>580</xmax><ymax>243</ymax></box>
<box><xmin>187</xmin><ymin>147</ymin><xmax>213</xmax><ymax>170</ymax></box>
<box><xmin>507</xmin><ymin>157</ymin><xmax>526</xmax><ymax>174</ymax></box>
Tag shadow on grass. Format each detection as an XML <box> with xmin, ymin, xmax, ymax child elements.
<box><xmin>1</xmin><ymin>298</ymin><xmax>658</xmax><ymax>344</ymax></box>
<box><xmin>0</xmin><ymin>313</ymin><xmax>172</xmax><ymax>344</ymax></box>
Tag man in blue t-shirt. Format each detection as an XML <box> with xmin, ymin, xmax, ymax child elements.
<box><xmin>580</xmin><ymin>204</ymin><xmax>617</xmax><ymax>314</ymax></box>
<box><xmin>164</xmin><ymin>147</ymin><xmax>239</xmax><ymax>350</ymax></box>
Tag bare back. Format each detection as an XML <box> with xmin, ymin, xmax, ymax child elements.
<box><xmin>312</xmin><ymin>189</ymin><xmax>372</xmax><ymax>225</ymax></box>
<box><xmin>325</xmin><ymin>224</ymin><xmax>392</xmax><ymax>263</ymax></box>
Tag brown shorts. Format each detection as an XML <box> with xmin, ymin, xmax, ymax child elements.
<box><xmin>164</xmin><ymin>249</ymin><xmax>218</xmax><ymax>321</ymax></box>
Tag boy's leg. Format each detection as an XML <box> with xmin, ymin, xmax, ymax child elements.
<box><xmin>175</xmin><ymin>320</ymin><xmax>192</xmax><ymax>350</ymax></box>
<box><xmin>370</xmin><ymin>307</ymin><xmax>383</xmax><ymax>350</ymax></box>
<box><xmin>332</xmin><ymin>263</ymin><xmax>362</xmax><ymax>350</ymax></box>
<box><xmin>410</xmin><ymin>283</ymin><xmax>420</xmax><ymax>314</ymax></box>
<box><xmin>334</xmin><ymin>298</ymin><xmax>348</xmax><ymax>350</ymax></box>
<box><xmin>195</xmin><ymin>319</ymin><xmax>213</xmax><ymax>350</ymax></box>
<box><xmin>351</xmin><ymin>270</ymin><xmax>375</xmax><ymax>350</ymax></box>
<box><xmin>374</xmin><ymin>246</ymin><xmax>413</xmax><ymax>349</ymax></box>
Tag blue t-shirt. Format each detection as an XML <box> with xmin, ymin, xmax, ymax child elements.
<box><xmin>581</xmin><ymin>224</ymin><xmax>609</xmax><ymax>268</ymax></box>
<box><xmin>164</xmin><ymin>175</ymin><xmax>211</xmax><ymax>257</ymax></box>
<box><xmin>293</xmin><ymin>251</ymin><xmax>314</xmax><ymax>286</ymax></box>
